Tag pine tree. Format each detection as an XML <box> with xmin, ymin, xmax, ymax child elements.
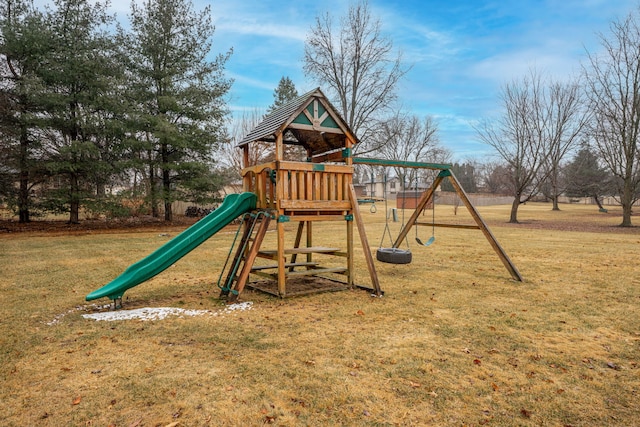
<box><xmin>0</xmin><ymin>0</ymin><xmax>50</xmax><ymax>222</ymax></box>
<box><xmin>564</xmin><ymin>145</ymin><xmax>611</xmax><ymax>209</ymax></box>
<box><xmin>124</xmin><ymin>0</ymin><xmax>232</xmax><ymax>221</ymax></box>
<box><xmin>38</xmin><ymin>0</ymin><xmax>117</xmax><ymax>223</ymax></box>
<box><xmin>268</xmin><ymin>76</ymin><xmax>298</xmax><ymax>112</ymax></box>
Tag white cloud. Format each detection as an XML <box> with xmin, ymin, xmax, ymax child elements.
<box><xmin>216</xmin><ymin>21</ymin><xmax>308</xmax><ymax>42</ymax></box>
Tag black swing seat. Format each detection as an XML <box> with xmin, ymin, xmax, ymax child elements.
<box><xmin>376</xmin><ymin>247</ymin><xmax>412</xmax><ymax>264</ymax></box>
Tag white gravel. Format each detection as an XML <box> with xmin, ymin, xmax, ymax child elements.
<box><xmin>81</xmin><ymin>302</ymin><xmax>253</xmax><ymax>322</ymax></box>
<box><xmin>46</xmin><ymin>302</ymin><xmax>253</xmax><ymax>325</ymax></box>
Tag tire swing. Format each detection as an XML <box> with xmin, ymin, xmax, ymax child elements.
<box><xmin>376</xmin><ymin>174</ymin><xmax>412</xmax><ymax>264</ymax></box>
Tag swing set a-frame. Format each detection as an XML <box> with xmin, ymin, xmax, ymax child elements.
<box><xmin>352</xmin><ymin>157</ymin><xmax>523</xmax><ymax>283</ymax></box>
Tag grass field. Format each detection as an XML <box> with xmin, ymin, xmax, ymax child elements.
<box><xmin>1</xmin><ymin>202</ymin><xmax>639</xmax><ymax>426</ymax></box>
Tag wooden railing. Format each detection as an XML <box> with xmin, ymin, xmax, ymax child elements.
<box><xmin>242</xmin><ymin>161</ymin><xmax>353</xmax><ymax>211</ymax></box>
<box><xmin>242</xmin><ymin>162</ymin><xmax>276</xmax><ymax>209</ymax></box>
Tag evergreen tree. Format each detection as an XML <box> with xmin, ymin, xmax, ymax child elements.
<box><xmin>124</xmin><ymin>0</ymin><xmax>232</xmax><ymax>220</ymax></box>
<box><xmin>0</xmin><ymin>0</ymin><xmax>50</xmax><ymax>221</ymax></box>
<box><xmin>564</xmin><ymin>145</ymin><xmax>612</xmax><ymax>209</ymax></box>
<box><xmin>441</xmin><ymin>162</ymin><xmax>478</xmax><ymax>193</ymax></box>
<box><xmin>268</xmin><ymin>76</ymin><xmax>298</xmax><ymax>112</ymax></box>
<box><xmin>38</xmin><ymin>0</ymin><xmax>117</xmax><ymax>223</ymax></box>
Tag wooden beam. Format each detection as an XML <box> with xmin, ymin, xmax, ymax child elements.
<box><xmin>414</xmin><ymin>222</ymin><xmax>481</xmax><ymax>230</ymax></box>
<box><xmin>277</xmin><ymin>221</ymin><xmax>286</xmax><ymax>296</ymax></box>
<box><xmin>280</xmin><ymin>215</ymin><xmax>347</xmax><ymax>222</ymax></box>
<box><xmin>251</xmin><ymin>262</ymin><xmax>319</xmax><ymax>271</ymax></box>
<box><xmin>353</xmin><ymin>157</ymin><xmax>452</xmax><ymax>170</ymax></box>
<box><xmin>289</xmin><ymin>221</ymin><xmax>305</xmax><ymax>271</ymax></box>
<box><xmin>286</xmin><ymin>267</ymin><xmax>348</xmax><ymax>277</ymax></box>
<box><xmin>259</xmin><ymin>247</ymin><xmax>340</xmax><ymax>255</ymax></box>
<box><xmin>348</xmin><ymin>184</ymin><xmax>382</xmax><ymax>296</ymax></box>
<box><xmin>347</xmin><ymin>212</ymin><xmax>354</xmax><ymax>287</ymax></box>
<box><xmin>280</xmin><ymin>200</ymin><xmax>351</xmax><ymax>210</ymax></box>
<box><xmin>288</xmin><ymin>122</ymin><xmax>345</xmax><ymax>134</ymax></box>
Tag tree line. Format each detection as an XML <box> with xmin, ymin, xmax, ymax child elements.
<box><xmin>2</xmin><ymin>0</ymin><xmax>640</xmax><ymax>227</ymax></box>
<box><xmin>1</xmin><ymin>0</ymin><xmax>231</xmax><ymax>223</ymax></box>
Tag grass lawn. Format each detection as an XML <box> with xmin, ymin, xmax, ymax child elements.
<box><xmin>1</xmin><ymin>202</ymin><xmax>639</xmax><ymax>426</ymax></box>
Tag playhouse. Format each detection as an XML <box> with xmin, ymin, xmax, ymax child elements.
<box><xmin>223</xmin><ymin>88</ymin><xmax>382</xmax><ymax>300</ymax></box>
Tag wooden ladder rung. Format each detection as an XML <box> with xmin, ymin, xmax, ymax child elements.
<box><xmin>251</xmin><ymin>262</ymin><xmax>319</xmax><ymax>271</ymax></box>
<box><xmin>258</xmin><ymin>247</ymin><xmax>340</xmax><ymax>256</ymax></box>
<box><xmin>286</xmin><ymin>267</ymin><xmax>348</xmax><ymax>277</ymax></box>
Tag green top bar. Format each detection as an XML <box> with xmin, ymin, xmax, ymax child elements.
<box><xmin>352</xmin><ymin>157</ymin><xmax>452</xmax><ymax>170</ymax></box>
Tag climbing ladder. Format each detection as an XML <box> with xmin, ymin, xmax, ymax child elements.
<box><xmin>219</xmin><ymin>211</ymin><xmax>271</xmax><ymax>302</ymax></box>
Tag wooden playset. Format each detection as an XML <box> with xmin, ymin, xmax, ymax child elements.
<box><xmin>86</xmin><ymin>87</ymin><xmax>521</xmax><ymax>306</ymax></box>
<box><xmin>217</xmin><ymin>88</ymin><xmax>521</xmax><ymax>302</ymax></box>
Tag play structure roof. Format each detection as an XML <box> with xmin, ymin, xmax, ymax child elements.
<box><xmin>238</xmin><ymin>87</ymin><xmax>358</xmax><ymax>155</ymax></box>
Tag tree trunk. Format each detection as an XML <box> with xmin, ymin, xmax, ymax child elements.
<box><xmin>620</xmin><ymin>178</ymin><xmax>633</xmax><ymax>227</ymax></box>
<box><xmin>162</xmin><ymin>143</ymin><xmax>172</xmax><ymax>222</ymax></box>
<box><xmin>593</xmin><ymin>195</ymin><xmax>604</xmax><ymax>210</ymax></box>
<box><xmin>164</xmin><ymin>199</ymin><xmax>172</xmax><ymax>222</ymax></box>
<box><xmin>148</xmin><ymin>161</ymin><xmax>159</xmax><ymax>218</ymax></box>
<box><xmin>509</xmin><ymin>197</ymin><xmax>520</xmax><ymax>223</ymax></box>
<box><xmin>620</xmin><ymin>172</ymin><xmax>634</xmax><ymax>227</ymax></box>
<box><xmin>552</xmin><ymin>194</ymin><xmax>560</xmax><ymax>211</ymax></box>
<box><xmin>18</xmin><ymin>126</ymin><xmax>30</xmax><ymax>223</ymax></box>
<box><xmin>69</xmin><ymin>173</ymin><xmax>80</xmax><ymax>224</ymax></box>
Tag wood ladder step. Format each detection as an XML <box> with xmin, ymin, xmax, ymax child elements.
<box><xmin>286</xmin><ymin>267</ymin><xmax>348</xmax><ymax>277</ymax></box>
<box><xmin>258</xmin><ymin>247</ymin><xmax>340</xmax><ymax>255</ymax></box>
<box><xmin>251</xmin><ymin>262</ymin><xmax>319</xmax><ymax>271</ymax></box>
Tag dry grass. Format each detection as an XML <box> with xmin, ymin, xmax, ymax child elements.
<box><xmin>1</xmin><ymin>202</ymin><xmax>639</xmax><ymax>426</ymax></box>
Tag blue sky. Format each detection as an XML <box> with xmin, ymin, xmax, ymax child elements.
<box><xmin>204</xmin><ymin>0</ymin><xmax>637</xmax><ymax>161</ymax></box>
<box><xmin>46</xmin><ymin>0</ymin><xmax>640</xmax><ymax>161</ymax></box>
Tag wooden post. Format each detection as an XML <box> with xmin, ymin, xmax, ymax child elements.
<box><xmin>290</xmin><ymin>221</ymin><xmax>305</xmax><ymax>271</ymax></box>
<box><xmin>306</xmin><ymin>221</ymin><xmax>313</xmax><ymax>265</ymax></box>
<box><xmin>277</xmin><ymin>221</ymin><xmax>286</xmax><ymax>296</ymax></box>
<box><xmin>349</xmin><ymin>184</ymin><xmax>381</xmax><ymax>295</ymax></box>
<box><xmin>347</xmin><ymin>215</ymin><xmax>354</xmax><ymax>287</ymax></box>
<box><xmin>242</xmin><ymin>145</ymin><xmax>250</xmax><ymax>191</ymax></box>
<box><xmin>275</xmin><ymin>133</ymin><xmax>287</xmax><ymax>296</ymax></box>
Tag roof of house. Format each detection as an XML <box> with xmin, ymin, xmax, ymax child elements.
<box><xmin>237</xmin><ymin>87</ymin><xmax>358</xmax><ymax>156</ymax></box>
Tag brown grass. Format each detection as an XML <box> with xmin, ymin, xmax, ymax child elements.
<box><xmin>1</xmin><ymin>202</ymin><xmax>639</xmax><ymax>426</ymax></box>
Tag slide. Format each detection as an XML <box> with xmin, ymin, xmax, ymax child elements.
<box><xmin>86</xmin><ymin>192</ymin><xmax>257</xmax><ymax>302</ymax></box>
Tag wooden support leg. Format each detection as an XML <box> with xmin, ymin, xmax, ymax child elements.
<box><xmin>348</xmin><ymin>184</ymin><xmax>382</xmax><ymax>295</ymax></box>
<box><xmin>306</xmin><ymin>221</ymin><xmax>313</xmax><ymax>265</ymax></box>
<box><xmin>347</xmin><ymin>214</ymin><xmax>354</xmax><ymax>287</ymax></box>
<box><xmin>277</xmin><ymin>220</ymin><xmax>286</xmax><ymax>297</ymax></box>
<box><xmin>290</xmin><ymin>221</ymin><xmax>305</xmax><ymax>271</ymax></box>
<box><xmin>446</xmin><ymin>171</ymin><xmax>523</xmax><ymax>282</ymax></box>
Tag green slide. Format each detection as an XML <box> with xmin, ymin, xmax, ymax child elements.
<box><xmin>86</xmin><ymin>192</ymin><xmax>257</xmax><ymax>302</ymax></box>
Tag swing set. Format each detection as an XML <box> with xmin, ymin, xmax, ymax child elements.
<box><xmin>353</xmin><ymin>157</ymin><xmax>523</xmax><ymax>282</ymax></box>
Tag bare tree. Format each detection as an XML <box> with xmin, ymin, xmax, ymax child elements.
<box><xmin>480</xmin><ymin>161</ymin><xmax>513</xmax><ymax>195</ymax></box>
<box><xmin>583</xmin><ymin>8</ymin><xmax>640</xmax><ymax>227</ymax></box>
<box><xmin>477</xmin><ymin>69</ymin><xmax>586</xmax><ymax>221</ymax></box>
<box><xmin>218</xmin><ymin>107</ymin><xmax>268</xmax><ymax>173</ymax></box>
<box><xmin>303</xmin><ymin>0</ymin><xmax>408</xmax><ymax>153</ymax></box>
<box><xmin>543</xmin><ymin>80</ymin><xmax>590</xmax><ymax>210</ymax></box>
<box><xmin>375</xmin><ymin>112</ymin><xmax>448</xmax><ymax>187</ymax></box>
<box><xmin>476</xmin><ymin>69</ymin><xmax>552</xmax><ymax>223</ymax></box>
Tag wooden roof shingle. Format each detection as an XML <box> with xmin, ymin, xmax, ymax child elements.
<box><xmin>238</xmin><ymin>87</ymin><xmax>357</xmax><ymax>155</ymax></box>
